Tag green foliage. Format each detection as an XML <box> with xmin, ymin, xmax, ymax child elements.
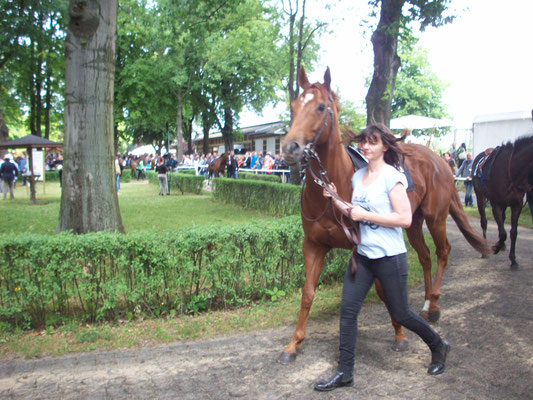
<box><xmin>239</xmin><ymin>172</ymin><xmax>281</xmax><ymax>183</ymax></box>
<box><xmin>212</xmin><ymin>178</ymin><xmax>301</xmax><ymax>216</ymax></box>
<box><xmin>0</xmin><ymin>217</ymin><xmax>349</xmax><ymax>328</ymax></box>
<box><xmin>391</xmin><ymin>29</ymin><xmax>450</xmax><ymax>136</ymax></box>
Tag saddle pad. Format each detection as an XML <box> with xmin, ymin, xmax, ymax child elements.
<box><xmin>345</xmin><ymin>145</ymin><xmax>415</xmax><ymax>192</ymax></box>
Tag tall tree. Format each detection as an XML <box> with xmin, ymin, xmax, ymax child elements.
<box><xmin>392</xmin><ymin>32</ymin><xmax>449</xmax><ymax>123</ymax></box>
<box><xmin>279</xmin><ymin>0</ymin><xmax>323</xmax><ymax>184</ymax></box>
<box><xmin>204</xmin><ymin>0</ymin><xmax>281</xmax><ymax>152</ymax></box>
<box><xmin>58</xmin><ymin>0</ymin><xmax>124</xmax><ymax>233</ymax></box>
<box><xmin>365</xmin><ymin>0</ymin><xmax>454</xmax><ymax>126</ymax></box>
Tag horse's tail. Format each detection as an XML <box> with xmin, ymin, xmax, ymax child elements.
<box><xmin>449</xmin><ymin>189</ymin><xmax>493</xmax><ymax>256</ymax></box>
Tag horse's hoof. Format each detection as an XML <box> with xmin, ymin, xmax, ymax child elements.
<box><xmin>392</xmin><ymin>340</ymin><xmax>409</xmax><ymax>352</ymax></box>
<box><xmin>278</xmin><ymin>352</ymin><xmax>297</xmax><ymax>364</ymax></box>
<box><xmin>492</xmin><ymin>245</ymin><xmax>501</xmax><ymax>255</ymax></box>
<box><xmin>428</xmin><ymin>309</ymin><xmax>441</xmax><ymax>323</ymax></box>
<box><xmin>510</xmin><ymin>262</ymin><xmax>519</xmax><ymax>271</ymax></box>
<box><xmin>419</xmin><ymin>310</ymin><xmax>429</xmax><ymax>321</ymax></box>
<box><xmin>481</xmin><ymin>253</ymin><xmax>489</xmax><ymax>259</ymax></box>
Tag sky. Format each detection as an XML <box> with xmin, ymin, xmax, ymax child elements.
<box><xmin>241</xmin><ymin>0</ymin><xmax>533</xmax><ymax>132</ymax></box>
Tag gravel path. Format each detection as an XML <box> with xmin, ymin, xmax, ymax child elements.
<box><xmin>1</xmin><ymin>216</ymin><xmax>532</xmax><ymax>399</ymax></box>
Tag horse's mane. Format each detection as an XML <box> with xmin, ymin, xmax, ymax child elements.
<box><xmin>502</xmin><ymin>134</ymin><xmax>533</xmax><ymax>150</ymax></box>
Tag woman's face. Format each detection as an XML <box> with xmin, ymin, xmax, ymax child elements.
<box><xmin>358</xmin><ymin>133</ymin><xmax>386</xmax><ymax>162</ymax></box>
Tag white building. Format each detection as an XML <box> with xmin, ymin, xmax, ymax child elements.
<box><xmin>472</xmin><ymin>110</ymin><xmax>533</xmax><ymax>157</ymax></box>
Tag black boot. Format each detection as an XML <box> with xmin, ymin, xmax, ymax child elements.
<box><xmin>428</xmin><ymin>339</ymin><xmax>450</xmax><ymax>375</ymax></box>
<box><xmin>314</xmin><ymin>371</ymin><xmax>353</xmax><ymax>392</ymax></box>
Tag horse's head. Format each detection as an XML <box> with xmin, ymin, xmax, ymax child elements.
<box><xmin>282</xmin><ymin>66</ymin><xmax>337</xmax><ymax>165</ymax></box>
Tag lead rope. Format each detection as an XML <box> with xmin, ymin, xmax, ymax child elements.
<box><xmin>303</xmin><ymin>146</ymin><xmax>361</xmax><ymax>273</ymax></box>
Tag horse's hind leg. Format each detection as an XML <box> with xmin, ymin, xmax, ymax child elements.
<box><xmin>491</xmin><ymin>205</ymin><xmax>507</xmax><ymax>254</ymax></box>
<box><xmin>374</xmin><ymin>279</ymin><xmax>409</xmax><ymax>351</ymax></box>
<box><xmin>279</xmin><ymin>239</ymin><xmax>329</xmax><ymax>364</ymax></box>
<box><xmin>405</xmin><ymin>212</ymin><xmax>435</xmax><ymax>321</ymax></box>
<box><xmin>509</xmin><ymin>205</ymin><xmax>522</xmax><ymax>269</ymax></box>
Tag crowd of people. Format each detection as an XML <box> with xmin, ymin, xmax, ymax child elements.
<box><xmin>442</xmin><ymin>142</ymin><xmax>475</xmax><ymax>207</ymax></box>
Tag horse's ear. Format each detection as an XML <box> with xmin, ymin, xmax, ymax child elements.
<box><xmin>324</xmin><ymin>67</ymin><xmax>331</xmax><ymax>91</ymax></box>
<box><xmin>298</xmin><ymin>66</ymin><xmax>310</xmax><ymax>90</ymax></box>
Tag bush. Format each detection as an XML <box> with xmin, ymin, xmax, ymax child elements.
<box><xmin>212</xmin><ymin>178</ymin><xmax>301</xmax><ymax>216</ymax></box>
<box><xmin>239</xmin><ymin>172</ymin><xmax>281</xmax><ymax>183</ymax></box>
<box><xmin>146</xmin><ymin>171</ymin><xmax>204</xmax><ymax>194</ymax></box>
<box><xmin>0</xmin><ymin>217</ymin><xmax>349</xmax><ymax>328</ymax></box>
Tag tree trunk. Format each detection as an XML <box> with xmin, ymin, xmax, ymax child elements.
<box><xmin>202</xmin><ymin>112</ymin><xmax>210</xmax><ymax>155</ymax></box>
<box><xmin>58</xmin><ymin>0</ymin><xmax>124</xmax><ymax>234</ymax></box>
<box><xmin>186</xmin><ymin>117</ymin><xmax>193</xmax><ymax>154</ymax></box>
<box><xmin>44</xmin><ymin>69</ymin><xmax>51</xmax><ymax>139</ymax></box>
<box><xmin>0</xmin><ymin>108</ymin><xmax>9</xmax><ymax>160</ymax></box>
<box><xmin>175</xmin><ymin>89</ymin><xmax>184</xmax><ymax>162</ymax></box>
<box><xmin>222</xmin><ymin>107</ymin><xmax>233</xmax><ymax>153</ymax></box>
<box><xmin>365</xmin><ymin>0</ymin><xmax>404</xmax><ymax>126</ymax></box>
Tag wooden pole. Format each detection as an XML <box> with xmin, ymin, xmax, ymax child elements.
<box><xmin>28</xmin><ymin>147</ymin><xmax>36</xmax><ymax>204</ymax></box>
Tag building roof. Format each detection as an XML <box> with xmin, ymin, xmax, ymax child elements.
<box><xmin>0</xmin><ymin>134</ymin><xmax>62</xmax><ymax>149</ymax></box>
<box><xmin>473</xmin><ymin>110</ymin><xmax>532</xmax><ymax>124</ymax></box>
<box><xmin>194</xmin><ymin>121</ymin><xmax>287</xmax><ymax>142</ymax></box>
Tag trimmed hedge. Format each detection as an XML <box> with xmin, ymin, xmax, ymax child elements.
<box><xmin>212</xmin><ymin>178</ymin><xmax>301</xmax><ymax>216</ymax></box>
<box><xmin>239</xmin><ymin>171</ymin><xmax>281</xmax><ymax>183</ymax></box>
<box><xmin>0</xmin><ymin>217</ymin><xmax>349</xmax><ymax>328</ymax></box>
<box><xmin>146</xmin><ymin>171</ymin><xmax>204</xmax><ymax>194</ymax></box>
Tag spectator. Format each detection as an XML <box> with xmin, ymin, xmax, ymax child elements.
<box><xmin>456</xmin><ymin>143</ymin><xmax>467</xmax><ymax>168</ymax></box>
<box><xmin>16</xmin><ymin>153</ymin><xmax>27</xmax><ymax>186</ymax></box>
<box><xmin>227</xmin><ymin>150</ymin><xmax>238</xmax><ymax>179</ymax></box>
<box><xmin>155</xmin><ymin>157</ymin><xmax>169</xmax><ymax>195</ymax></box>
<box><xmin>443</xmin><ymin>152</ymin><xmax>457</xmax><ymax>175</ymax></box>
<box><xmin>455</xmin><ymin>153</ymin><xmax>474</xmax><ymax>207</ymax></box>
<box><xmin>0</xmin><ymin>155</ymin><xmax>19</xmax><ymax>200</ymax></box>
<box><xmin>114</xmin><ymin>155</ymin><xmax>122</xmax><ymax>194</ymax></box>
<box><xmin>136</xmin><ymin>158</ymin><xmax>145</xmax><ymax>180</ymax></box>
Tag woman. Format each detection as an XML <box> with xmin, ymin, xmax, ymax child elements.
<box><xmin>314</xmin><ymin>124</ymin><xmax>450</xmax><ymax>392</ymax></box>
<box><xmin>155</xmin><ymin>157</ymin><xmax>169</xmax><ymax>196</ymax></box>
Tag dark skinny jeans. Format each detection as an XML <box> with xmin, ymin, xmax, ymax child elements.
<box><xmin>338</xmin><ymin>252</ymin><xmax>442</xmax><ymax>375</ymax></box>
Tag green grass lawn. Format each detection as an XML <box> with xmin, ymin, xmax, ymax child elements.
<box><xmin>463</xmin><ymin>204</ymin><xmax>532</xmax><ymax>229</ymax></box>
<box><xmin>0</xmin><ymin>180</ymin><xmax>276</xmax><ymax>234</ymax></box>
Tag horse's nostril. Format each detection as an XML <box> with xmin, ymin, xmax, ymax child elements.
<box><xmin>284</xmin><ymin>141</ymin><xmax>300</xmax><ymax>154</ymax></box>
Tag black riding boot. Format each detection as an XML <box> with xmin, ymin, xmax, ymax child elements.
<box><xmin>428</xmin><ymin>339</ymin><xmax>450</xmax><ymax>375</ymax></box>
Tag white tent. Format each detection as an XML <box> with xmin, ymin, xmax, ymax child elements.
<box><xmin>128</xmin><ymin>144</ymin><xmax>157</xmax><ymax>156</ymax></box>
<box><xmin>390</xmin><ymin>115</ymin><xmax>453</xmax><ymax>130</ymax></box>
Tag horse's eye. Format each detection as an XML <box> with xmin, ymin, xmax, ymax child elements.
<box><xmin>317</xmin><ymin>104</ymin><xmax>326</xmax><ymax>112</ymax></box>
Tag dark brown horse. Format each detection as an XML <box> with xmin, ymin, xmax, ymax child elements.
<box><xmin>472</xmin><ymin>135</ymin><xmax>533</xmax><ymax>269</ymax></box>
<box><xmin>279</xmin><ymin>67</ymin><xmax>492</xmax><ymax>363</ymax></box>
<box><xmin>208</xmin><ymin>152</ymin><xmax>229</xmax><ymax>179</ymax></box>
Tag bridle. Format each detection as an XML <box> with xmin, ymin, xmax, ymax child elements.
<box><xmin>297</xmin><ymin>88</ymin><xmax>361</xmax><ymax>271</ymax></box>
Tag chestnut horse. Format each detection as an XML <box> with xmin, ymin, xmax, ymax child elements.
<box><xmin>472</xmin><ymin>135</ymin><xmax>533</xmax><ymax>269</ymax></box>
<box><xmin>208</xmin><ymin>152</ymin><xmax>229</xmax><ymax>179</ymax></box>
<box><xmin>279</xmin><ymin>67</ymin><xmax>492</xmax><ymax>364</ymax></box>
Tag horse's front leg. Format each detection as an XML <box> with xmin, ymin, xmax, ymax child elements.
<box><xmin>508</xmin><ymin>204</ymin><xmax>522</xmax><ymax>269</ymax></box>
<box><xmin>491</xmin><ymin>205</ymin><xmax>507</xmax><ymax>254</ymax></box>
<box><xmin>424</xmin><ymin>217</ymin><xmax>451</xmax><ymax>323</ymax></box>
<box><xmin>278</xmin><ymin>238</ymin><xmax>329</xmax><ymax>364</ymax></box>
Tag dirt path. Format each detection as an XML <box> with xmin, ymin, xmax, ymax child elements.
<box><xmin>1</xmin><ymin>216</ymin><xmax>532</xmax><ymax>399</ymax></box>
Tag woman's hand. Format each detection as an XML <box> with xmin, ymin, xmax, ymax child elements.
<box><xmin>349</xmin><ymin>205</ymin><xmax>368</xmax><ymax>222</ymax></box>
<box><xmin>322</xmin><ymin>182</ymin><xmax>337</xmax><ymax>199</ymax></box>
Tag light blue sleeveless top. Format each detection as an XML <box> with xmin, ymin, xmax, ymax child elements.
<box><xmin>351</xmin><ymin>164</ymin><xmax>408</xmax><ymax>259</ymax></box>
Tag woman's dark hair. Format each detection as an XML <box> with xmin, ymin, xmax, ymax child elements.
<box><xmin>347</xmin><ymin>123</ymin><xmax>408</xmax><ymax>168</ymax></box>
